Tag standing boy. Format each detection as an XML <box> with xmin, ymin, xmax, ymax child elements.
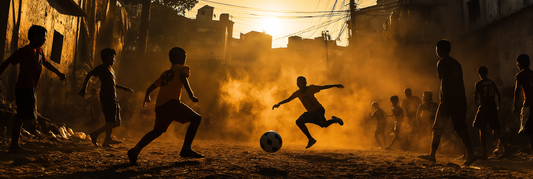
<box><xmin>384</xmin><ymin>95</ymin><xmax>404</xmax><ymax>150</ymax></box>
<box><xmin>128</xmin><ymin>47</ymin><xmax>204</xmax><ymax>166</ymax></box>
<box><xmin>473</xmin><ymin>66</ymin><xmax>509</xmax><ymax>159</ymax></box>
<box><xmin>0</xmin><ymin>25</ymin><xmax>66</xmax><ymax>153</ymax></box>
<box><xmin>417</xmin><ymin>40</ymin><xmax>477</xmax><ymax>166</ymax></box>
<box><xmin>513</xmin><ymin>54</ymin><xmax>533</xmax><ymax>160</ymax></box>
<box><xmin>272</xmin><ymin>76</ymin><xmax>344</xmax><ymax>149</ymax></box>
<box><xmin>401</xmin><ymin>88</ymin><xmax>422</xmax><ymax>148</ymax></box>
<box><xmin>79</xmin><ymin>48</ymin><xmax>134</xmax><ymax>147</ymax></box>
<box><xmin>416</xmin><ymin>91</ymin><xmax>439</xmax><ymax>149</ymax></box>
<box><xmin>371</xmin><ymin>102</ymin><xmax>387</xmax><ymax>148</ymax></box>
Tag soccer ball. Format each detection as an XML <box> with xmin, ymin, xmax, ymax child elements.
<box><xmin>260</xmin><ymin>131</ymin><xmax>283</xmax><ymax>153</ymax></box>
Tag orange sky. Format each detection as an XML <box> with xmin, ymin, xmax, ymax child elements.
<box><xmin>185</xmin><ymin>0</ymin><xmax>376</xmax><ymax>48</ymax></box>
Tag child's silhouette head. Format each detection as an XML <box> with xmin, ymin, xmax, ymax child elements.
<box><xmin>436</xmin><ymin>40</ymin><xmax>451</xmax><ymax>57</ymax></box>
<box><xmin>517</xmin><ymin>54</ymin><xmax>530</xmax><ymax>69</ymax></box>
<box><xmin>390</xmin><ymin>95</ymin><xmax>399</xmax><ymax>106</ymax></box>
<box><xmin>477</xmin><ymin>66</ymin><xmax>488</xmax><ymax>78</ymax></box>
<box><xmin>297</xmin><ymin>76</ymin><xmax>307</xmax><ymax>89</ymax></box>
<box><xmin>423</xmin><ymin>91</ymin><xmax>433</xmax><ymax>102</ymax></box>
<box><xmin>404</xmin><ymin>88</ymin><xmax>412</xmax><ymax>97</ymax></box>
<box><xmin>169</xmin><ymin>47</ymin><xmax>186</xmax><ymax>65</ymax></box>
<box><xmin>28</xmin><ymin>25</ymin><xmax>47</xmax><ymax>46</ymax></box>
<box><xmin>371</xmin><ymin>102</ymin><xmax>379</xmax><ymax>109</ymax></box>
<box><xmin>100</xmin><ymin>48</ymin><xmax>116</xmax><ymax>65</ymax></box>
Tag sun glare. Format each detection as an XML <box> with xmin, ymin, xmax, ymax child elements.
<box><xmin>261</xmin><ymin>17</ymin><xmax>281</xmax><ymax>36</ymax></box>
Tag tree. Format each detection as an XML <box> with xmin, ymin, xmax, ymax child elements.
<box><xmin>152</xmin><ymin>0</ymin><xmax>198</xmax><ymax>15</ymax></box>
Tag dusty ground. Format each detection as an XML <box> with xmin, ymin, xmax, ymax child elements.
<box><xmin>1</xmin><ymin>137</ymin><xmax>533</xmax><ymax>179</ymax></box>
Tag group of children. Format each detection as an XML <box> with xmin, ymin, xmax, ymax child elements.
<box><xmin>369</xmin><ymin>40</ymin><xmax>533</xmax><ymax>166</ymax></box>
<box><xmin>2</xmin><ymin>26</ymin><xmax>533</xmax><ymax>168</ymax></box>
<box><xmin>1</xmin><ymin>25</ymin><xmax>205</xmax><ymax>165</ymax></box>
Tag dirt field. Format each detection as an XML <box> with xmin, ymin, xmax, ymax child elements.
<box><xmin>1</xmin><ymin>136</ymin><xmax>533</xmax><ymax>179</ymax></box>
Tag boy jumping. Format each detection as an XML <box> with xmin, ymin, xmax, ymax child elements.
<box><xmin>79</xmin><ymin>48</ymin><xmax>134</xmax><ymax>147</ymax></box>
<box><xmin>272</xmin><ymin>76</ymin><xmax>344</xmax><ymax>149</ymax></box>
<box><xmin>128</xmin><ymin>47</ymin><xmax>204</xmax><ymax>166</ymax></box>
<box><xmin>0</xmin><ymin>25</ymin><xmax>66</xmax><ymax>153</ymax></box>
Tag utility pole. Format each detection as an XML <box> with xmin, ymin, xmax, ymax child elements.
<box><xmin>349</xmin><ymin>0</ymin><xmax>357</xmax><ymax>51</ymax></box>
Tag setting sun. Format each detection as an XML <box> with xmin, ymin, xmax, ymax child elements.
<box><xmin>261</xmin><ymin>17</ymin><xmax>282</xmax><ymax>36</ymax></box>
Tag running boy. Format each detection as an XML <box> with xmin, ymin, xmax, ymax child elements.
<box><xmin>272</xmin><ymin>76</ymin><xmax>344</xmax><ymax>149</ymax></box>
<box><xmin>473</xmin><ymin>66</ymin><xmax>509</xmax><ymax>159</ymax></box>
<box><xmin>128</xmin><ymin>47</ymin><xmax>204</xmax><ymax>165</ymax></box>
<box><xmin>371</xmin><ymin>102</ymin><xmax>387</xmax><ymax>148</ymax></box>
<box><xmin>384</xmin><ymin>95</ymin><xmax>404</xmax><ymax>150</ymax></box>
<box><xmin>513</xmin><ymin>54</ymin><xmax>533</xmax><ymax>160</ymax></box>
<box><xmin>79</xmin><ymin>48</ymin><xmax>134</xmax><ymax>147</ymax></box>
<box><xmin>0</xmin><ymin>25</ymin><xmax>66</xmax><ymax>153</ymax></box>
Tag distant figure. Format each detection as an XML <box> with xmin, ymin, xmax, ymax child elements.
<box><xmin>401</xmin><ymin>88</ymin><xmax>422</xmax><ymax>148</ymax></box>
<box><xmin>0</xmin><ymin>25</ymin><xmax>66</xmax><ymax>153</ymax></box>
<box><xmin>88</xmin><ymin>88</ymin><xmax>102</xmax><ymax>127</ymax></box>
<box><xmin>384</xmin><ymin>95</ymin><xmax>404</xmax><ymax>150</ymax></box>
<box><xmin>272</xmin><ymin>76</ymin><xmax>344</xmax><ymax>149</ymax></box>
<box><xmin>128</xmin><ymin>47</ymin><xmax>204</xmax><ymax>166</ymax></box>
<box><xmin>79</xmin><ymin>48</ymin><xmax>134</xmax><ymax>147</ymax></box>
<box><xmin>417</xmin><ymin>40</ymin><xmax>477</xmax><ymax>166</ymax></box>
<box><xmin>513</xmin><ymin>54</ymin><xmax>533</xmax><ymax>160</ymax></box>
<box><xmin>370</xmin><ymin>102</ymin><xmax>387</xmax><ymax>148</ymax></box>
<box><xmin>473</xmin><ymin>66</ymin><xmax>508</xmax><ymax>159</ymax></box>
<box><xmin>416</xmin><ymin>91</ymin><xmax>438</xmax><ymax>149</ymax></box>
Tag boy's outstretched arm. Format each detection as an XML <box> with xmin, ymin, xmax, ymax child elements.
<box><xmin>43</xmin><ymin>61</ymin><xmax>66</xmax><ymax>80</ymax></box>
<box><xmin>181</xmin><ymin>73</ymin><xmax>198</xmax><ymax>102</ymax></box>
<box><xmin>143</xmin><ymin>84</ymin><xmax>158</xmax><ymax>107</ymax></box>
<box><xmin>116</xmin><ymin>84</ymin><xmax>134</xmax><ymax>93</ymax></box>
<box><xmin>318</xmin><ymin>84</ymin><xmax>344</xmax><ymax>90</ymax></box>
<box><xmin>0</xmin><ymin>56</ymin><xmax>15</xmax><ymax>77</ymax></box>
<box><xmin>78</xmin><ymin>70</ymin><xmax>95</xmax><ymax>97</ymax></box>
<box><xmin>272</xmin><ymin>94</ymin><xmax>296</xmax><ymax>110</ymax></box>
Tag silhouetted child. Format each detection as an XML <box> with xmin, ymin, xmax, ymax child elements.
<box><xmin>272</xmin><ymin>76</ymin><xmax>344</xmax><ymax>149</ymax></box>
<box><xmin>79</xmin><ymin>48</ymin><xmax>134</xmax><ymax>147</ymax></box>
<box><xmin>384</xmin><ymin>95</ymin><xmax>404</xmax><ymax>150</ymax></box>
<box><xmin>416</xmin><ymin>91</ymin><xmax>438</xmax><ymax>150</ymax></box>
<box><xmin>371</xmin><ymin>102</ymin><xmax>386</xmax><ymax>148</ymax></box>
<box><xmin>401</xmin><ymin>88</ymin><xmax>421</xmax><ymax>148</ymax></box>
<box><xmin>513</xmin><ymin>54</ymin><xmax>533</xmax><ymax>161</ymax></box>
<box><xmin>473</xmin><ymin>66</ymin><xmax>509</xmax><ymax>159</ymax></box>
<box><xmin>418</xmin><ymin>40</ymin><xmax>476</xmax><ymax>166</ymax></box>
<box><xmin>0</xmin><ymin>25</ymin><xmax>66</xmax><ymax>153</ymax></box>
<box><xmin>128</xmin><ymin>47</ymin><xmax>204</xmax><ymax>165</ymax></box>
<box><xmin>87</xmin><ymin>88</ymin><xmax>102</xmax><ymax>128</ymax></box>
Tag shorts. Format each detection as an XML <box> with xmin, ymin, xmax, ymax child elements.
<box><xmin>15</xmin><ymin>88</ymin><xmax>37</xmax><ymax>120</ymax></box>
<box><xmin>473</xmin><ymin>105</ymin><xmax>501</xmax><ymax>130</ymax></box>
<box><xmin>153</xmin><ymin>99</ymin><xmax>199</xmax><ymax>132</ymax></box>
<box><xmin>101</xmin><ymin>99</ymin><xmax>121</xmax><ymax>126</ymax></box>
<box><xmin>296</xmin><ymin>106</ymin><xmax>328</xmax><ymax>127</ymax></box>
<box><xmin>375</xmin><ymin>121</ymin><xmax>386</xmax><ymax>135</ymax></box>
<box><xmin>519</xmin><ymin>106</ymin><xmax>533</xmax><ymax>134</ymax></box>
<box><xmin>433</xmin><ymin>103</ymin><xmax>467</xmax><ymax>135</ymax></box>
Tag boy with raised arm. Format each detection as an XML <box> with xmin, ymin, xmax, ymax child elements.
<box><xmin>79</xmin><ymin>48</ymin><xmax>134</xmax><ymax>147</ymax></box>
<box><xmin>272</xmin><ymin>76</ymin><xmax>344</xmax><ymax>149</ymax></box>
<box><xmin>0</xmin><ymin>25</ymin><xmax>66</xmax><ymax>153</ymax></box>
<box><xmin>128</xmin><ymin>47</ymin><xmax>204</xmax><ymax>166</ymax></box>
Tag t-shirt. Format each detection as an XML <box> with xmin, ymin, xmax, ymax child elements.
<box><xmin>392</xmin><ymin>106</ymin><xmax>404</xmax><ymax>122</ymax></box>
<box><xmin>516</xmin><ymin>69</ymin><xmax>533</xmax><ymax>107</ymax></box>
<box><xmin>153</xmin><ymin>64</ymin><xmax>190</xmax><ymax>107</ymax></box>
<box><xmin>437</xmin><ymin>56</ymin><xmax>467</xmax><ymax>106</ymax></box>
<box><xmin>90</xmin><ymin>64</ymin><xmax>117</xmax><ymax>101</ymax></box>
<box><xmin>291</xmin><ymin>85</ymin><xmax>322</xmax><ymax>112</ymax></box>
<box><xmin>401</xmin><ymin>96</ymin><xmax>422</xmax><ymax>118</ymax></box>
<box><xmin>475</xmin><ymin>79</ymin><xmax>498</xmax><ymax>107</ymax></box>
<box><xmin>10</xmin><ymin>45</ymin><xmax>47</xmax><ymax>89</ymax></box>
<box><xmin>417</xmin><ymin>102</ymin><xmax>438</xmax><ymax>126</ymax></box>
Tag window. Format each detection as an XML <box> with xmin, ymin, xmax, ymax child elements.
<box><xmin>50</xmin><ymin>30</ymin><xmax>64</xmax><ymax>64</ymax></box>
<box><xmin>467</xmin><ymin>0</ymin><xmax>480</xmax><ymax>23</ymax></box>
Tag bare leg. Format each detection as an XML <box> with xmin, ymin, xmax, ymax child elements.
<box><xmin>456</xmin><ymin>129</ymin><xmax>477</xmax><ymax>166</ymax></box>
<box><xmin>8</xmin><ymin>119</ymin><xmax>24</xmax><ymax>153</ymax></box>
<box><xmin>479</xmin><ymin>128</ymin><xmax>488</xmax><ymax>159</ymax></box>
